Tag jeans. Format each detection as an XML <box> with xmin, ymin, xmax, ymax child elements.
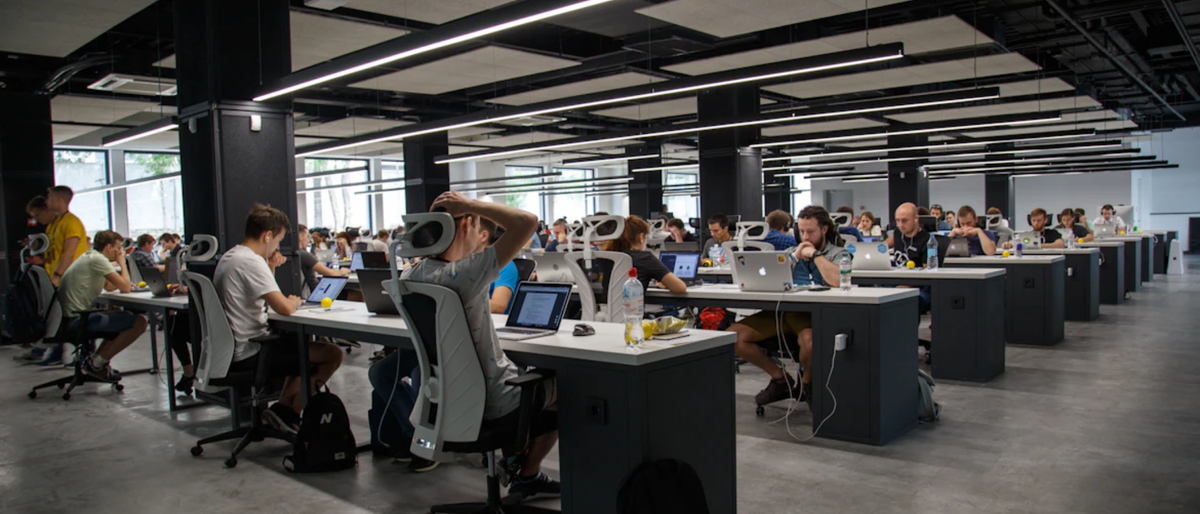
<box><xmin>917</xmin><ymin>286</ymin><xmax>932</xmax><ymax>315</ymax></box>
<box><xmin>368</xmin><ymin>350</ymin><xmax>420</xmax><ymax>442</ymax></box>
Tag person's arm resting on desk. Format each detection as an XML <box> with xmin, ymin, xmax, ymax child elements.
<box><xmin>974</xmin><ymin>228</ymin><xmax>997</xmax><ymax>255</ymax></box>
<box><xmin>103</xmin><ymin>256</ymin><xmax>133</xmax><ymax>293</ymax></box>
<box><xmin>264</xmin><ymin>251</ymin><xmax>304</xmax><ymax>315</ymax></box>
<box><xmin>794</xmin><ymin>243</ymin><xmax>840</xmax><ymax>285</ymax></box>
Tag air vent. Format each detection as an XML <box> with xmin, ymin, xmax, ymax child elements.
<box><xmin>496</xmin><ymin>115</ymin><xmax>566</xmax><ymax>127</ymax></box>
<box><xmin>88</xmin><ymin>73</ymin><xmax>176</xmax><ymax>96</ymax></box>
<box><xmin>623</xmin><ymin>36</ymin><xmax>713</xmax><ymax>58</ymax></box>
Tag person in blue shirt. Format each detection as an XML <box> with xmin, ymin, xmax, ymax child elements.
<box><xmin>951</xmin><ymin>206</ymin><xmax>998</xmax><ymax>256</ymax></box>
<box><xmin>480</xmin><ymin>217</ymin><xmax>521</xmax><ymax>314</ymax></box>
<box><xmin>930</xmin><ymin>204</ymin><xmax>953</xmax><ymax>231</ymax></box>
<box><xmin>763</xmin><ymin>210</ymin><xmax>798</xmax><ymax>250</ymax></box>
<box><xmin>835</xmin><ymin>206</ymin><xmax>864</xmax><ymax>241</ymax></box>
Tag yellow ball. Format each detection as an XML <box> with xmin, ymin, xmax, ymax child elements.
<box><xmin>1078</xmin><ymin>238</ymin><xmax>1084</xmax><ymax>243</ymax></box>
<box><xmin>1002</xmin><ymin>250</ymin><xmax>1011</xmax><ymax>258</ymax></box>
<box><xmin>320</xmin><ymin>297</ymin><xmax>333</xmax><ymax>309</ymax></box>
<box><xmin>138</xmin><ymin>281</ymin><xmax>146</xmax><ymax>288</ymax></box>
<box><xmin>906</xmin><ymin>260</ymin><xmax>916</xmax><ymax>269</ymax></box>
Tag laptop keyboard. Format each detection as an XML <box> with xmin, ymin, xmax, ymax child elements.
<box><xmin>497</xmin><ymin>327</ymin><xmax>547</xmax><ymax>335</ymax></box>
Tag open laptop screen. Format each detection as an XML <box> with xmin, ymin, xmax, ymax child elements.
<box><xmin>507</xmin><ymin>282</ymin><xmax>571</xmax><ymax>330</ymax></box>
<box><xmin>660</xmin><ymin>252</ymin><xmax>699</xmax><ymax>279</ymax></box>
<box><xmin>306</xmin><ymin>276</ymin><xmax>348</xmax><ymax>303</ymax></box>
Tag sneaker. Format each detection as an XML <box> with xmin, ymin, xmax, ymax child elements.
<box><xmin>12</xmin><ymin>346</ymin><xmax>46</xmax><ymax>362</ymax></box>
<box><xmin>508</xmin><ymin>472</ymin><xmax>561</xmax><ymax>500</ymax></box>
<box><xmin>83</xmin><ymin>360</ymin><xmax>120</xmax><ymax>382</ymax></box>
<box><xmin>61</xmin><ymin>344</ymin><xmax>77</xmax><ymax>366</ymax></box>
<box><xmin>408</xmin><ymin>456</ymin><xmax>440</xmax><ymax>473</ymax></box>
<box><xmin>801</xmin><ymin>382</ymin><xmax>813</xmax><ymax>411</ymax></box>
<box><xmin>174</xmin><ymin>375</ymin><xmax>195</xmax><ymax>396</ymax></box>
<box><xmin>754</xmin><ymin>373</ymin><xmax>799</xmax><ymax>406</ymax></box>
<box><xmin>263</xmin><ymin>403</ymin><xmax>301</xmax><ymax>435</ymax></box>
<box><xmin>36</xmin><ymin>345</ymin><xmax>63</xmax><ymax>366</ymax></box>
<box><xmin>498</xmin><ymin>453</ymin><xmax>527</xmax><ymax>487</ymax></box>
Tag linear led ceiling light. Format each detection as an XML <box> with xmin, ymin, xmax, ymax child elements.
<box><xmin>102</xmin><ymin>116</ymin><xmax>177</xmax><ymax>147</ymax></box>
<box><xmin>750</xmin><ymin>113</ymin><xmax>1064</xmax><ymax>149</ymax></box>
<box><xmin>928</xmin><ymin>157</ymin><xmax>1159</xmax><ymax>175</ymax></box>
<box><xmin>841</xmin><ymin>176</ymin><xmax>890</xmax><ymax>183</ymax></box>
<box><xmin>922</xmin><ymin>150</ymin><xmax>1140</xmax><ymax>170</ymax></box>
<box><xmin>770</xmin><ymin>147</ymin><xmax>1137</xmax><ymax>172</ymax></box>
<box><xmin>630</xmin><ymin>163</ymin><xmax>698</xmax><ymax>173</ymax></box>
<box><xmin>759</xmin><ymin>130</ymin><xmax>1102</xmax><ymax>162</ymax></box>
<box><xmin>561</xmin><ymin>154</ymin><xmax>661</xmax><ymax>166</ymax></box>
<box><xmin>933</xmin><ymin>162</ymin><xmax>1177</xmax><ymax>179</ymax></box>
<box><xmin>464</xmin><ymin>175</ymin><xmax>634</xmax><ymax>194</ymax></box>
<box><xmin>254</xmin><ymin>0</ymin><xmax>615</xmax><ymax>101</ymax></box>
<box><xmin>296</xmin><ymin>44</ymin><xmax>908</xmax><ymax>158</ymax></box>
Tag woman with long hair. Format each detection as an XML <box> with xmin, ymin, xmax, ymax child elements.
<box><xmin>857</xmin><ymin>211</ymin><xmax>883</xmax><ymax>237</ymax></box>
<box><xmin>334</xmin><ymin>231</ymin><xmax>353</xmax><ymax>260</ymax></box>
<box><xmin>604</xmin><ymin>215</ymin><xmax>687</xmax><ymax>294</ymax></box>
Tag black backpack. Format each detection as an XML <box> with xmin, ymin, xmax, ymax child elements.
<box><xmin>1</xmin><ymin>267</ymin><xmax>52</xmax><ymax>345</ymax></box>
<box><xmin>283</xmin><ymin>384</ymin><xmax>358</xmax><ymax>473</ymax></box>
<box><xmin>617</xmin><ymin>459</ymin><xmax>711</xmax><ymax>514</ymax></box>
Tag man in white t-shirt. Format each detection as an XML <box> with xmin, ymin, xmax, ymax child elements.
<box><xmin>214</xmin><ymin>204</ymin><xmax>344</xmax><ymax>434</ymax></box>
<box><xmin>1093</xmin><ymin>204</ymin><xmax>1128</xmax><ymax>231</ymax></box>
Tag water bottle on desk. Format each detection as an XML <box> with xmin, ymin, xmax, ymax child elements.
<box><xmin>622</xmin><ymin>268</ymin><xmax>645</xmax><ymax>347</ymax></box>
<box><xmin>1015</xmin><ymin>242</ymin><xmax>1024</xmax><ymax>258</ymax></box>
<box><xmin>926</xmin><ymin>234</ymin><xmax>939</xmax><ymax>271</ymax></box>
<box><xmin>837</xmin><ymin>253</ymin><xmax>852</xmax><ymax>292</ymax></box>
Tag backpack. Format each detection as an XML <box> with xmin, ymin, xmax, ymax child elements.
<box><xmin>617</xmin><ymin>459</ymin><xmax>710</xmax><ymax>514</ymax></box>
<box><xmin>698</xmin><ymin>307</ymin><xmax>734</xmax><ymax>332</ymax></box>
<box><xmin>1</xmin><ymin>268</ymin><xmax>52</xmax><ymax>345</ymax></box>
<box><xmin>284</xmin><ymin>384</ymin><xmax>358</xmax><ymax>473</ymax></box>
<box><xmin>918</xmin><ymin>370</ymin><xmax>941</xmax><ymax>423</ymax></box>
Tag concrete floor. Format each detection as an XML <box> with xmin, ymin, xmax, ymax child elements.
<box><xmin>3</xmin><ymin>258</ymin><xmax>1200</xmax><ymax>514</ymax></box>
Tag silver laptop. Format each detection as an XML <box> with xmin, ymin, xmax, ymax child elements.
<box><xmin>947</xmin><ymin>236</ymin><xmax>971</xmax><ymax>257</ymax></box>
<box><xmin>849</xmin><ymin>242</ymin><xmax>892</xmax><ymax>270</ymax></box>
<box><xmin>1094</xmin><ymin>224</ymin><xmax>1116</xmax><ymax>238</ymax></box>
<box><xmin>496</xmin><ymin>282</ymin><xmax>572</xmax><ymax>341</ymax></box>
<box><xmin>298</xmin><ymin>276</ymin><xmax>349</xmax><ymax>309</ymax></box>
<box><xmin>1013</xmin><ymin>231</ymin><xmax>1042</xmax><ymax>249</ymax></box>
<box><xmin>659</xmin><ymin>252</ymin><xmax>701</xmax><ymax>286</ymax></box>
<box><xmin>731</xmin><ymin>252</ymin><xmax>798</xmax><ymax>292</ymax></box>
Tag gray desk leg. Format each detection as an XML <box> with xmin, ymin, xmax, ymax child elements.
<box><xmin>931</xmin><ymin>278</ymin><xmax>1005</xmax><ymax>381</ymax></box>
<box><xmin>163</xmin><ymin>307</ymin><xmax>177</xmax><ymax>412</ymax></box>
<box><xmin>1062</xmin><ymin>253</ymin><xmax>1100</xmax><ymax>321</ymax></box>
<box><xmin>148</xmin><ymin>313</ymin><xmax>160</xmax><ymax>374</ymax></box>
<box><xmin>812</xmin><ymin>300</ymin><xmax>918</xmax><ymax>445</ymax></box>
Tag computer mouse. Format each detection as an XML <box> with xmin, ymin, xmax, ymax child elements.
<box><xmin>572</xmin><ymin>323</ymin><xmax>595</xmax><ymax>337</ymax></box>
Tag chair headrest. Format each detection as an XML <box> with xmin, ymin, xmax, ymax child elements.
<box><xmin>182</xmin><ymin>235</ymin><xmax>219</xmax><ymax>263</ymax></box>
<box><xmin>830</xmin><ymin>213</ymin><xmax>851</xmax><ymax>227</ymax></box>
<box><xmin>122</xmin><ymin>238</ymin><xmax>136</xmax><ymax>251</ymax></box>
<box><xmin>648</xmin><ymin>219</ymin><xmax>666</xmax><ymax>232</ymax></box>
<box><xmin>25</xmin><ymin>234</ymin><xmax>50</xmax><ymax>258</ymax></box>
<box><xmin>986</xmin><ymin>214</ymin><xmax>1003</xmax><ymax>229</ymax></box>
<box><xmin>734</xmin><ymin>222</ymin><xmax>769</xmax><ymax>241</ymax></box>
<box><xmin>582</xmin><ymin>215</ymin><xmax>625</xmax><ymax>243</ymax></box>
<box><xmin>396</xmin><ymin>213</ymin><xmax>456</xmax><ymax>259</ymax></box>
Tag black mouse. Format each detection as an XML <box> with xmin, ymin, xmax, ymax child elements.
<box><xmin>573</xmin><ymin>323</ymin><xmax>595</xmax><ymax>336</ymax></box>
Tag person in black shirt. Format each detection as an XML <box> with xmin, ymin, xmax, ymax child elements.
<box><xmin>666</xmin><ymin>218</ymin><xmax>697</xmax><ymax>243</ymax></box>
<box><xmin>1056</xmin><ymin>208</ymin><xmax>1093</xmax><ymax>243</ymax></box>
<box><xmin>884</xmin><ymin>203</ymin><xmax>932</xmax><ymax>314</ymax></box>
<box><xmin>603</xmin><ymin>216</ymin><xmax>687</xmax><ymax>293</ymax></box>
<box><xmin>1003</xmin><ymin>208</ymin><xmax>1065</xmax><ymax>249</ymax></box>
<box><xmin>297</xmin><ymin>224</ymin><xmax>350</xmax><ymax>292</ymax></box>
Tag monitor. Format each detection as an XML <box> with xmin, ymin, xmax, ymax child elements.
<box><xmin>659</xmin><ymin>252</ymin><xmax>700</xmax><ymax>280</ymax></box>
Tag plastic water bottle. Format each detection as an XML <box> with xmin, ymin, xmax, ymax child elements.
<box><xmin>837</xmin><ymin>252</ymin><xmax>852</xmax><ymax>292</ymax></box>
<box><xmin>708</xmin><ymin>244</ymin><xmax>720</xmax><ymax>263</ymax></box>
<box><xmin>622</xmin><ymin>268</ymin><xmax>645</xmax><ymax>347</ymax></box>
<box><xmin>1015</xmin><ymin>243</ymin><xmax>1024</xmax><ymax>258</ymax></box>
<box><xmin>926</xmin><ymin>234</ymin><xmax>939</xmax><ymax>271</ymax></box>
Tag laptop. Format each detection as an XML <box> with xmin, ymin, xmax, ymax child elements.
<box><xmin>1013</xmin><ymin>231</ymin><xmax>1042</xmax><ymax>249</ymax></box>
<box><xmin>731</xmin><ymin>252</ymin><xmax>798</xmax><ymax>292</ymax></box>
<box><xmin>946</xmin><ymin>236</ymin><xmax>971</xmax><ymax>257</ymax></box>
<box><xmin>357</xmin><ymin>269</ymin><xmax>398</xmax><ymax>315</ymax></box>
<box><xmin>662</xmin><ymin>241</ymin><xmax>700</xmax><ymax>253</ymax></box>
<box><xmin>138</xmin><ymin>266</ymin><xmax>179</xmax><ymax>298</ymax></box>
<box><xmin>315</xmin><ymin>249</ymin><xmax>335</xmax><ymax>265</ymax></box>
<box><xmin>1094</xmin><ymin>224</ymin><xmax>1116</xmax><ymax>238</ymax></box>
<box><xmin>660</xmin><ymin>252</ymin><xmax>701</xmax><ymax>286</ymax></box>
<box><xmin>350</xmin><ymin>251</ymin><xmax>388</xmax><ymax>272</ymax></box>
<box><xmin>495</xmin><ymin>282</ymin><xmax>572</xmax><ymax>341</ymax></box>
<box><xmin>848</xmin><ymin>242</ymin><xmax>893</xmax><ymax>271</ymax></box>
<box><xmin>298</xmin><ymin>276</ymin><xmax>349</xmax><ymax>309</ymax></box>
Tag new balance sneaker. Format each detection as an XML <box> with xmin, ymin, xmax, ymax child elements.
<box><xmin>508</xmin><ymin>472</ymin><xmax>561</xmax><ymax>500</ymax></box>
<box><xmin>174</xmin><ymin>375</ymin><xmax>195</xmax><ymax>396</ymax></box>
<box><xmin>35</xmin><ymin>345</ymin><xmax>64</xmax><ymax>367</ymax></box>
<box><xmin>263</xmin><ymin>403</ymin><xmax>301</xmax><ymax>435</ymax></box>
<box><xmin>408</xmin><ymin>456</ymin><xmax>440</xmax><ymax>473</ymax></box>
<box><xmin>12</xmin><ymin>346</ymin><xmax>46</xmax><ymax>362</ymax></box>
<box><xmin>82</xmin><ymin>360</ymin><xmax>120</xmax><ymax>382</ymax></box>
<box><xmin>754</xmin><ymin>373</ymin><xmax>799</xmax><ymax>407</ymax></box>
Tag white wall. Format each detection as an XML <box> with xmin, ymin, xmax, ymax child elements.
<box><xmin>1134</xmin><ymin>127</ymin><xmax>1200</xmax><ymax>242</ymax></box>
<box><xmin>1011</xmin><ymin>170</ymin><xmax>1131</xmax><ymax>231</ymax></box>
<box><xmin>929</xmin><ymin>174</ymin><xmax>985</xmax><ymax>218</ymax></box>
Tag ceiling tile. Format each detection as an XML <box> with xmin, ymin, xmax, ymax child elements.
<box><xmin>0</xmin><ymin>0</ymin><xmax>156</xmax><ymax>57</ymax></box>
<box><xmin>761</xmin><ymin>118</ymin><xmax>888</xmax><ymax>137</ymax></box>
<box><xmin>467</xmin><ymin>131</ymin><xmax>575</xmax><ymax>147</ymax></box>
<box><xmin>448</xmin><ymin>126</ymin><xmax>505</xmax><ymax>139</ymax></box>
<box><xmin>637</xmin><ymin>0</ymin><xmax>912</xmax><ymax>39</ymax></box>
<box><xmin>341</xmin><ymin>0</ymin><xmax>511</xmax><ymax>25</ymax></box>
<box><xmin>52</xmin><ymin>124</ymin><xmax>104</xmax><ymax>145</ymax></box>
<box><xmin>664</xmin><ymin>16</ymin><xmax>989</xmax><ymax>76</ymax></box>
<box><xmin>350</xmin><ymin>46</ymin><xmax>578</xmax><ymax>95</ymax></box>
<box><xmin>763</xmin><ymin>53</ymin><xmax>1040</xmax><ymax>100</ymax></box>
<box><xmin>289</xmin><ymin>11</ymin><xmax>409</xmax><ymax>71</ymax></box>
<box><xmin>51</xmin><ymin>95</ymin><xmax>160</xmax><ymax>125</ymax></box>
<box><xmin>884</xmin><ymin>96</ymin><xmax>1101</xmax><ymax>124</ymax></box>
<box><xmin>295</xmin><ymin>117</ymin><xmax>412</xmax><ymax>138</ymax></box>
<box><xmin>591</xmin><ymin>97</ymin><xmax>696</xmax><ymax>120</ymax></box>
<box><xmin>488</xmin><ymin>72</ymin><xmax>667</xmax><ymax>106</ymax></box>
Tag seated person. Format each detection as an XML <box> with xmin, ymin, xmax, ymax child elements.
<box><xmin>297</xmin><ymin>224</ymin><xmax>350</xmax><ymax>293</ymax></box>
<box><xmin>130</xmin><ymin>234</ymin><xmax>164</xmax><ymax>273</ymax></box>
<box><xmin>986</xmin><ymin>207</ymin><xmax>1015</xmax><ymax>242</ymax></box>
<box><xmin>702</xmin><ymin>213</ymin><xmax>734</xmax><ymax>259</ymax></box>
<box><xmin>1057</xmin><ymin>208</ymin><xmax>1093</xmax><ymax>243</ymax></box>
<box><xmin>214</xmin><ymin>204</ymin><xmax>344</xmax><ymax>434</ymax></box>
<box><xmin>944</xmin><ymin>211</ymin><xmax>957</xmax><ymax>228</ymax></box>
<box><xmin>480</xmin><ymin>218</ymin><xmax>521</xmax><ymax>314</ymax></box>
<box><xmin>57</xmin><ymin>230</ymin><xmax>148</xmax><ymax>381</ymax></box>
<box><xmin>950</xmin><ymin>206</ymin><xmax>997</xmax><ymax>256</ymax></box>
<box><xmin>763</xmin><ymin>210</ymin><xmax>798</xmax><ymax>250</ymax></box>
<box><xmin>666</xmin><ymin>218</ymin><xmax>697</xmax><ymax>242</ymax></box>
<box><xmin>394</xmin><ymin>192</ymin><xmax>559</xmax><ymax>497</ymax></box>
<box><xmin>1074</xmin><ymin>208</ymin><xmax>1093</xmax><ymax>234</ymax></box>
<box><xmin>884</xmin><ymin>203</ymin><xmax>933</xmax><ymax>313</ymax></box>
<box><xmin>333</xmin><ymin>231</ymin><xmax>353</xmax><ymax>260</ymax></box>
<box><xmin>857</xmin><ymin>211</ymin><xmax>883</xmax><ymax>237</ymax></box>
<box><xmin>603</xmin><ymin>216</ymin><xmax>688</xmax><ymax>294</ymax></box>
<box><xmin>1002</xmin><ymin>208</ymin><xmax>1064</xmax><ymax>249</ymax></box>
<box><xmin>543</xmin><ymin>218</ymin><xmax>569</xmax><ymax>252</ymax></box>
<box><xmin>726</xmin><ymin>206</ymin><xmax>846</xmax><ymax>410</ymax></box>
<box><xmin>1093</xmin><ymin>204</ymin><xmax>1127</xmax><ymax>230</ymax></box>
<box><xmin>835</xmin><ymin>206</ymin><xmax>864</xmax><ymax>241</ymax></box>
<box><xmin>930</xmin><ymin>204</ymin><xmax>953</xmax><ymax>231</ymax></box>
<box><xmin>159</xmin><ymin>232</ymin><xmax>181</xmax><ymax>261</ymax></box>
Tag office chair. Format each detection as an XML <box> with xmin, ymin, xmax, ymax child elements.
<box><xmin>644</xmin><ymin>219</ymin><xmax>669</xmax><ymax>256</ymax></box>
<box><xmin>28</xmin><ymin>310</ymin><xmax>127</xmax><ymax>400</ymax></box>
<box><xmin>561</xmin><ymin>215</ymin><xmax>633</xmax><ymax>324</ymax></box>
<box><xmin>183</xmin><ymin>236</ymin><xmax>294</xmax><ymax>468</ymax></box>
<box><xmin>387</xmin><ymin>214</ymin><xmax>557</xmax><ymax>514</ymax></box>
<box><xmin>512</xmin><ymin>258</ymin><xmax>537</xmax><ymax>282</ymax></box>
<box><xmin>124</xmin><ymin>253</ymin><xmax>145</xmax><ymax>287</ymax></box>
<box><xmin>721</xmin><ymin>221</ymin><xmax>774</xmax><ymax>255</ymax></box>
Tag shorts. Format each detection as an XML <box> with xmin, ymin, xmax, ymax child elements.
<box><xmin>66</xmin><ymin>310</ymin><xmax>139</xmax><ymax>338</ymax></box>
<box><xmin>487</xmin><ymin>376</ymin><xmax>556</xmax><ymax>429</ymax></box>
<box><xmin>228</xmin><ymin>331</ymin><xmax>317</xmax><ymax>377</ymax></box>
<box><xmin>737</xmin><ymin>311</ymin><xmax>813</xmax><ymax>341</ymax></box>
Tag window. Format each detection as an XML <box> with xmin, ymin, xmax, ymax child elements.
<box><xmin>664</xmin><ymin>171</ymin><xmax>699</xmax><ymax>223</ymax></box>
<box><xmin>379</xmin><ymin>160</ymin><xmax>407</xmax><ymax>230</ymax></box>
<box><xmin>499</xmin><ymin>166</ymin><xmax>544</xmax><ymax>219</ymax></box>
<box><xmin>125</xmin><ymin>152</ymin><xmax>184</xmax><ymax>237</ymax></box>
<box><xmin>53</xmin><ymin>150</ymin><xmax>111</xmax><ymax>237</ymax></box>
<box><xmin>792</xmin><ymin>175</ymin><xmax>812</xmax><ymax>213</ymax></box>
<box><xmin>544</xmin><ymin>168</ymin><xmax>593</xmax><ymax>223</ymax></box>
<box><xmin>302</xmin><ymin>158</ymin><xmax>372</xmax><ymax>233</ymax></box>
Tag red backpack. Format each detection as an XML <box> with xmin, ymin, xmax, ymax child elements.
<box><xmin>698</xmin><ymin>307</ymin><xmax>734</xmax><ymax>331</ymax></box>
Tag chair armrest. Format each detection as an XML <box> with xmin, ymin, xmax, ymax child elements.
<box><xmin>507</xmin><ymin>370</ymin><xmax>557</xmax><ymax>451</ymax></box>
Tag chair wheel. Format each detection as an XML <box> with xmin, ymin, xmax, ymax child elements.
<box><xmin>114</xmin><ymin>384</ymin><xmax>124</xmax><ymax>392</ymax></box>
<box><xmin>224</xmin><ymin>457</ymin><xmax>238</xmax><ymax>468</ymax></box>
<box><xmin>57</xmin><ymin>384</ymin><xmax>65</xmax><ymax>389</ymax></box>
<box><xmin>191</xmin><ymin>446</ymin><xmax>203</xmax><ymax>457</ymax></box>
<box><xmin>345</xmin><ymin>347</ymin><xmax>352</xmax><ymax>354</ymax></box>
<box><xmin>28</xmin><ymin>391</ymin><xmax>37</xmax><ymax>399</ymax></box>
<box><xmin>756</xmin><ymin>406</ymin><xmax>764</xmax><ymax>417</ymax></box>
<box><xmin>62</xmin><ymin>393</ymin><xmax>71</xmax><ymax>401</ymax></box>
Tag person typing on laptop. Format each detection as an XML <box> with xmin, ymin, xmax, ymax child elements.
<box><xmin>885</xmin><ymin>203</ymin><xmax>933</xmax><ymax>314</ymax></box>
<box><xmin>1093</xmin><ymin>204</ymin><xmax>1127</xmax><ymax>231</ymax></box>
<box><xmin>394</xmin><ymin>191</ymin><xmax>560</xmax><ymax>498</ymax></box>
<box><xmin>950</xmin><ymin>206</ymin><xmax>998</xmax><ymax>256</ymax></box>
<box><xmin>214</xmin><ymin>204</ymin><xmax>344</xmax><ymax>435</ymax></box>
<box><xmin>129</xmin><ymin>234</ymin><xmax>164</xmax><ymax>274</ymax></box>
<box><xmin>296</xmin><ymin>224</ymin><xmax>350</xmax><ymax>294</ymax></box>
<box><xmin>1002</xmin><ymin>208</ymin><xmax>1064</xmax><ymax>249</ymax></box>
<box><xmin>601</xmin><ymin>215</ymin><xmax>688</xmax><ymax>294</ymax></box>
<box><xmin>1056</xmin><ymin>208</ymin><xmax>1093</xmax><ymax>243</ymax></box>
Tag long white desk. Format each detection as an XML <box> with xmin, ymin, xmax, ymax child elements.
<box><xmin>269</xmin><ymin>303</ymin><xmax>738</xmax><ymax>514</ymax></box>
<box><xmin>1107</xmin><ymin>234</ymin><xmax>1154</xmax><ymax>284</ymax></box>
<box><xmin>95</xmin><ymin>291</ymin><xmax>195</xmax><ymax>412</ymax></box>
<box><xmin>944</xmin><ymin>255</ymin><xmax>1066</xmax><ymax>346</ymax></box>
<box><xmin>1097</xmin><ymin>236</ymin><xmax>1143</xmax><ymax>293</ymax></box>
<box><xmin>1076</xmin><ymin>241</ymin><xmax>1126</xmax><ymax>304</ymax></box>
<box><xmin>1025</xmin><ymin>248</ymin><xmax>1101</xmax><ymax>321</ymax></box>
<box><xmin>850</xmin><ymin>268</ymin><xmax>1006</xmax><ymax>382</ymax></box>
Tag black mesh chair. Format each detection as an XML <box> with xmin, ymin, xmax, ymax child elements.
<box><xmin>28</xmin><ymin>310</ymin><xmax>127</xmax><ymax>400</ymax></box>
<box><xmin>512</xmin><ymin>258</ymin><xmax>537</xmax><ymax>282</ymax></box>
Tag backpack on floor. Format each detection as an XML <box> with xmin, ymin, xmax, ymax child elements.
<box><xmin>617</xmin><ymin>459</ymin><xmax>711</xmax><ymax>514</ymax></box>
<box><xmin>1</xmin><ymin>268</ymin><xmax>52</xmax><ymax>345</ymax></box>
<box><xmin>698</xmin><ymin>307</ymin><xmax>734</xmax><ymax>331</ymax></box>
<box><xmin>284</xmin><ymin>384</ymin><xmax>358</xmax><ymax>473</ymax></box>
<box><xmin>918</xmin><ymin>370</ymin><xmax>941</xmax><ymax>423</ymax></box>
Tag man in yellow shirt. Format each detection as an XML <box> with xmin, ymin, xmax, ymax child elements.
<box><xmin>45</xmin><ymin>186</ymin><xmax>88</xmax><ymax>286</ymax></box>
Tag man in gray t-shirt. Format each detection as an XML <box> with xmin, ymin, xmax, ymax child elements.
<box><xmin>394</xmin><ymin>191</ymin><xmax>561</xmax><ymax>497</ymax></box>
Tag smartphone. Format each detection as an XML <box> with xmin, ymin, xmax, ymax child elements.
<box><xmin>799</xmin><ymin>285</ymin><xmax>831</xmax><ymax>292</ymax></box>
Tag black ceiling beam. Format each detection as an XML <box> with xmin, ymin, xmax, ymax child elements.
<box><xmin>1161</xmin><ymin>0</ymin><xmax>1200</xmax><ymax>77</ymax></box>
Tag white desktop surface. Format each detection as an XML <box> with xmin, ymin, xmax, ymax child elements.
<box><xmin>98</xmin><ymin>290</ymin><xmax>189</xmax><ymax>309</ymax></box>
<box><xmin>644</xmin><ymin>282</ymin><xmax>917</xmax><ymax>305</ymax></box>
<box><xmin>851</xmin><ymin>268</ymin><xmax>1005</xmax><ymax>279</ymax></box>
<box><xmin>268</xmin><ymin>302</ymin><xmax>734</xmax><ymax>366</ymax></box>
<box><xmin>1076</xmin><ymin>241</ymin><xmax>1123</xmax><ymax>248</ymax></box>
<box><xmin>698</xmin><ymin>266</ymin><xmax>731</xmax><ymax>276</ymax></box>
<box><xmin>1024</xmin><ymin>248</ymin><xmax>1101</xmax><ymax>255</ymax></box>
<box><xmin>945</xmin><ymin>255</ymin><xmax>1065</xmax><ymax>265</ymax></box>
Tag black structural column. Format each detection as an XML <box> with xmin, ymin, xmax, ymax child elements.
<box><xmin>763</xmin><ymin>172</ymin><xmax>791</xmax><ymax>215</ymax></box>
<box><xmin>404</xmin><ymin>132</ymin><xmax>450</xmax><ymax>213</ymax></box>
<box><xmin>627</xmin><ymin>143</ymin><xmax>663</xmax><ymax>218</ymax></box>
<box><xmin>698</xmin><ymin>86</ymin><xmax>763</xmax><ymax>221</ymax></box>
<box><xmin>0</xmin><ymin>93</ymin><xmax>55</xmax><ymax>290</ymax></box>
<box><xmin>985</xmin><ymin>174</ymin><xmax>1014</xmax><ymax>222</ymax></box>
<box><xmin>174</xmin><ymin>0</ymin><xmax>299</xmax><ymax>291</ymax></box>
<box><xmin>887</xmin><ymin>135</ymin><xmax>929</xmax><ymax>218</ymax></box>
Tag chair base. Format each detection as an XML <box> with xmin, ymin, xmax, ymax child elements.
<box><xmin>28</xmin><ymin>357</ymin><xmax>123</xmax><ymax>401</ymax></box>
<box><xmin>430</xmin><ymin>502</ymin><xmax>559</xmax><ymax>514</ymax></box>
<box><xmin>192</xmin><ymin>386</ymin><xmax>294</xmax><ymax>468</ymax></box>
